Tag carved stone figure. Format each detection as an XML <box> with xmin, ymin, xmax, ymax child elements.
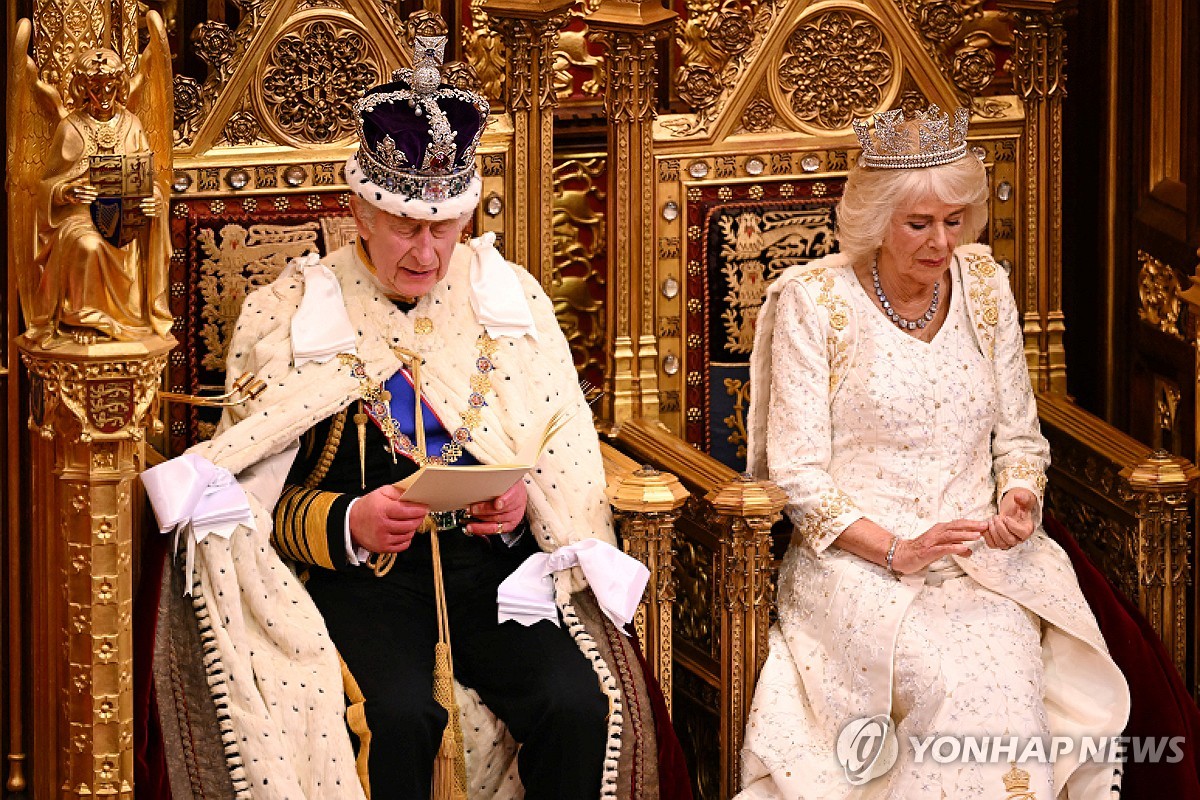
<box><xmin>9</xmin><ymin>15</ymin><xmax>174</xmax><ymax>348</ymax></box>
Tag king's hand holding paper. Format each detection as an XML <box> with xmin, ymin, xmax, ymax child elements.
<box><xmin>465</xmin><ymin>479</ymin><xmax>528</xmax><ymax>537</ymax></box>
<box><xmin>348</xmin><ymin>483</ymin><xmax>429</xmax><ymax>554</ymax></box>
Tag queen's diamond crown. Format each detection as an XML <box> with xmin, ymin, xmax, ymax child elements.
<box><xmin>852</xmin><ymin>104</ymin><xmax>970</xmax><ymax>169</ymax></box>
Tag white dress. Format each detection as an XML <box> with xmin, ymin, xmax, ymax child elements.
<box><xmin>738</xmin><ymin>246</ymin><xmax>1130</xmax><ymax>799</ymax></box>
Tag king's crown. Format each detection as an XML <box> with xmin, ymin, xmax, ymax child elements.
<box><xmin>852</xmin><ymin>104</ymin><xmax>970</xmax><ymax>169</ymax></box>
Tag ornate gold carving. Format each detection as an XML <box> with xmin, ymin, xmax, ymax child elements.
<box><xmin>192</xmin><ymin>21</ymin><xmax>237</xmax><ymax>79</ymax></box>
<box><xmin>1137</xmin><ymin>250</ymin><xmax>1184</xmax><ymax>339</ymax></box>
<box><xmin>554</xmin><ymin>29</ymin><xmax>605</xmax><ymax>99</ymax></box>
<box><xmin>22</xmin><ymin>344</ymin><xmax>170</xmax><ymax>442</ymax></box>
<box><xmin>12</xmin><ymin>16</ymin><xmax>175</xmax><ymax>348</ymax></box>
<box><xmin>894</xmin><ymin>1</ymin><xmax>1015</xmax><ymax>112</ymax></box>
<box><xmin>1039</xmin><ymin>393</ymin><xmax>1198</xmax><ymax>679</ymax></box>
<box><xmin>609</xmin><ymin>464</ymin><xmax>688</xmax><ymax>712</ymax></box>
<box><xmin>675</xmin><ymin>535</ymin><xmax>716</xmax><ymax>655</ymax></box>
<box><xmin>1153</xmin><ymin>377</ymin><xmax>1182</xmax><ymax>453</ymax></box>
<box><xmin>588</xmin><ymin>0</ymin><xmax>674</xmax><ymax>428</ymax></box>
<box><xmin>1008</xmin><ymin>8</ymin><xmax>1069</xmax><ymax>101</ymax></box>
<box><xmin>31</xmin><ymin>0</ymin><xmax>108</xmax><ymax>90</ymax></box>
<box><xmin>666</xmin><ymin>0</ymin><xmax>781</xmax><ymax>136</ymax></box>
<box><xmin>462</xmin><ymin>1</ymin><xmax>506</xmax><ymax>105</ymax></box>
<box><xmin>776</xmin><ymin>10</ymin><xmax>894</xmax><ymax>131</ymax></box>
<box><xmin>15</xmin><ymin>334</ymin><xmax>171</xmax><ymax>797</ymax></box>
<box><xmin>740</xmin><ymin>95</ymin><xmax>778</xmax><ymax>133</ymax></box>
<box><xmin>552</xmin><ymin>157</ymin><xmax>607</xmax><ymax>376</ymax></box>
<box><xmin>196</xmin><ymin>223</ymin><xmax>320</xmax><ymax>370</ymax></box>
<box><xmin>223</xmin><ymin>110</ymin><xmax>262</xmax><ymax>147</ymax></box>
<box><xmin>254</xmin><ymin>15</ymin><xmax>382</xmax><ymax>147</ymax></box>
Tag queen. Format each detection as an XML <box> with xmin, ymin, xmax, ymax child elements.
<box><xmin>738</xmin><ymin>106</ymin><xmax>1130</xmax><ymax>798</ymax></box>
<box><xmin>30</xmin><ymin>47</ymin><xmax>172</xmax><ymax>346</ymax></box>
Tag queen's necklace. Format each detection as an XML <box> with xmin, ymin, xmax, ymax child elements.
<box><xmin>871</xmin><ymin>260</ymin><xmax>940</xmax><ymax>331</ymax></box>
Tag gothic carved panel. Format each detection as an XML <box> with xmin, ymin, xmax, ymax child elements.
<box><xmin>252</xmin><ymin>14</ymin><xmax>383</xmax><ymax>147</ymax></box>
<box><xmin>773</xmin><ymin>9</ymin><xmax>896</xmax><ymax>132</ymax></box>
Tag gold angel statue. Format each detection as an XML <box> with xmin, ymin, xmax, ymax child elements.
<box><xmin>9</xmin><ymin>12</ymin><xmax>174</xmax><ymax>348</ymax></box>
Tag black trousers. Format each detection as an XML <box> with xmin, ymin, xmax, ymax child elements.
<box><xmin>304</xmin><ymin>531</ymin><xmax>609</xmax><ymax>800</ymax></box>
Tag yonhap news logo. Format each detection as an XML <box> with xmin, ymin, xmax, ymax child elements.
<box><xmin>836</xmin><ymin>716</ymin><xmax>1186</xmax><ymax>785</ymax></box>
<box><xmin>836</xmin><ymin>715</ymin><xmax>899</xmax><ymax>785</ymax></box>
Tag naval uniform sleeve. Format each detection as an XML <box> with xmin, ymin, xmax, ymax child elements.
<box><xmin>271</xmin><ymin>410</ymin><xmax>358</xmax><ymax>571</ymax></box>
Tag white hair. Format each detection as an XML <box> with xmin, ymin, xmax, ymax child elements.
<box><xmin>349</xmin><ymin>194</ymin><xmax>473</xmax><ymax>237</ymax></box>
<box><xmin>835</xmin><ymin>155</ymin><xmax>989</xmax><ymax>265</ymax></box>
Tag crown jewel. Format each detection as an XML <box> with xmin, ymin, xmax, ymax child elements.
<box><xmin>349</xmin><ymin>15</ymin><xmax>488</xmax><ymax>212</ymax></box>
<box><xmin>852</xmin><ymin>104</ymin><xmax>970</xmax><ymax>169</ymax></box>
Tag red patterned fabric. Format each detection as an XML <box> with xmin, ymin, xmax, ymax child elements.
<box><xmin>1044</xmin><ymin>514</ymin><xmax>1200</xmax><ymax>798</ymax></box>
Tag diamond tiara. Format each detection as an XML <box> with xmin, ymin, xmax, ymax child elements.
<box><xmin>852</xmin><ymin>105</ymin><xmax>970</xmax><ymax>169</ymax></box>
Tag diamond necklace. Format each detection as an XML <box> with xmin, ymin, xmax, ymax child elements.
<box><xmin>871</xmin><ymin>259</ymin><xmax>940</xmax><ymax>331</ymax></box>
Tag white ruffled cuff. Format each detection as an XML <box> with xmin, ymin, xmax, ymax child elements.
<box><xmin>141</xmin><ymin>453</ymin><xmax>257</xmax><ymax>595</ymax></box>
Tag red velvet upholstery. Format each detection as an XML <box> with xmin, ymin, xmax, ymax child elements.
<box><xmin>1044</xmin><ymin>514</ymin><xmax>1200</xmax><ymax>798</ymax></box>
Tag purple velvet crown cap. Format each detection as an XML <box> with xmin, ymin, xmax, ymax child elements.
<box><xmin>358</xmin><ymin>78</ymin><xmax>488</xmax><ymax>177</ymax></box>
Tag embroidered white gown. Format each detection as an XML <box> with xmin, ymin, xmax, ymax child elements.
<box><xmin>738</xmin><ymin>248</ymin><xmax>1130</xmax><ymax>800</ymax></box>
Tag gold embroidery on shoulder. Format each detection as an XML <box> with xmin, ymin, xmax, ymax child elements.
<box><xmin>800</xmin><ymin>269</ymin><xmax>852</xmax><ymax>391</ymax></box>
<box><xmin>964</xmin><ymin>252</ymin><xmax>1000</xmax><ymax>359</ymax></box>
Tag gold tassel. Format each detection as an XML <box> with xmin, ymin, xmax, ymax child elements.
<box><xmin>429</xmin><ymin>517</ymin><xmax>468</xmax><ymax>799</ymax></box>
<box><xmin>354</xmin><ymin>400</ymin><xmax>368</xmax><ymax>490</ymax></box>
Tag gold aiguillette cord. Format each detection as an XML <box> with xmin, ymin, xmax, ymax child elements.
<box><xmin>370</xmin><ymin>347</ymin><xmax>427</xmax><ymax>579</ymax></box>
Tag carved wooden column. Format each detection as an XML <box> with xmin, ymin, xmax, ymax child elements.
<box><xmin>706</xmin><ymin>475</ymin><xmax>786</xmax><ymax>799</ymax></box>
<box><xmin>1121</xmin><ymin>450</ymin><xmax>1199</xmax><ymax>678</ymax></box>
<box><xmin>484</xmin><ymin>0</ymin><xmax>572</xmax><ymax>286</ymax></box>
<box><xmin>999</xmin><ymin>0</ymin><xmax>1076</xmax><ymax>393</ymax></box>
<box><xmin>588</xmin><ymin>0</ymin><xmax>676</xmax><ymax>430</ymax></box>
<box><xmin>17</xmin><ymin>339</ymin><xmax>171</xmax><ymax>799</ymax></box>
<box><xmin>610</xmin><ymin>465</ymin><xmax>689</xmax><ymax>714</ymax></box>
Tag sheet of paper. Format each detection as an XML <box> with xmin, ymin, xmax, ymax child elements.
<box><xmin>393</xmin><ymin>403</ymin><xmax>578</xmax><ymax>512</ymax></box>
<box><xmin>394</xmin><ymin>464</ymin><xmax>529</xmax><ymax>513</ymax></box>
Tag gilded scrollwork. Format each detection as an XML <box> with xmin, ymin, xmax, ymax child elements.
<box><xmin>222</xmin><ymin>110</ymin><xmax>262</xmax><ymax>147</ymax></box>
<box><xmin>551</xmin><ymin>158</ymin><xmax>607</xmax><ymax>376</ymax></box>
<box><xmin>893</xmin><ymin>0</ymin><xmax>1016</xmax><ymax>113</ymax></box>
<box><xmin>192</xmin><ymin>20</ymin><xmax>237</xmax><ymax>80</ymax></box>
<box><xmin>1008</xmin><ymin>8</ymin><xmax>1069</xmax><ymax>101</ymax></box>
<box><xmin>1136</xmin><ymin>250</ymin><xmax>1184</xmax><ymax>339</ymax></box>
<box><xmin>22</xmin><ymin>348</ymin><xmax>171</xmax><ymax>442</ymax></box>
<box><xmin>172</xmin><ymin>75</ymin><xmax>203</xmax><ymax>145</ymax></box>
<box><xmin>740</xmin><ymin>96</ymin><xmax>778</xmax><ymax>133</ymax></box>
<box><xmin>254</xmin><ymin>17</ymin><xmax>382</xmax><ymax>146</ymax></box>
<box><xmin>664</xmin><ymin>0</ymin><xmax>783</xmax><ymax>136</ymax></box>
<box><xmin>777</xmin><ymin>10</ymin><xmax>894</xmax><ymax>131</ymax></box>
<box><xmin>462</xmin><ymin>1</ymin><xmax>506</xmax><ymax>105</ymax></box>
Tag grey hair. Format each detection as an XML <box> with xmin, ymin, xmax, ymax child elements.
<box><xmin>834</xmin><ymin>155</ymin><xmax>989</xmax><ymax>266</ymax></box>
